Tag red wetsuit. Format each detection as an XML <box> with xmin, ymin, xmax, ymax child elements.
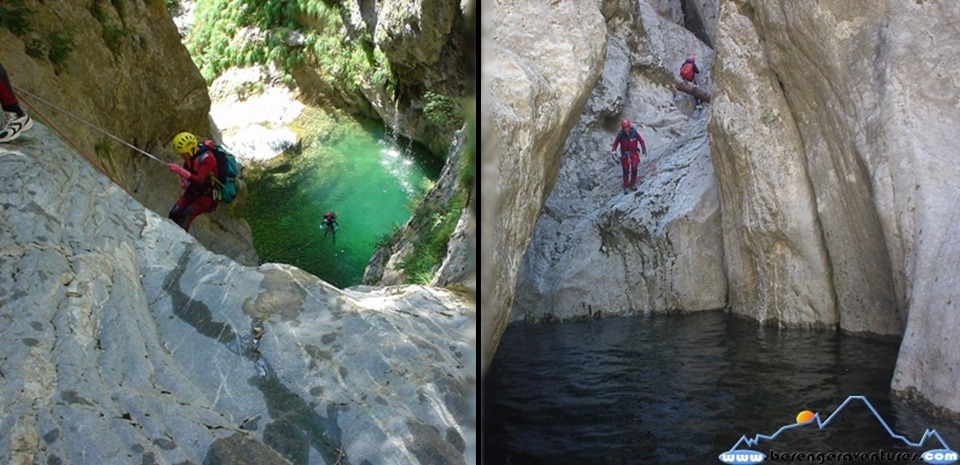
<box><xmin>611</xmin><ymin>127</ymin><xmax>646</xmax><ymax>188</ymax></box>
<box><xmin>0</xmin><ymin>64</ymin><xmax>17</xmax><ymax>108</ymax></box>
<box><xmin>169</xmin><ymin>142</ymin><xmax>219</xmax><ymax>231</ymax></box>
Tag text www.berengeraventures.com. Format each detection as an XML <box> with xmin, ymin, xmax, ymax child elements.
<box><xmin>763</xmin><ymin>449</ymin><xmax>930</xmax><ymax>463</ymax></box>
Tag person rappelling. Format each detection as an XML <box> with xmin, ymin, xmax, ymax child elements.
<box><xmin>166</xmin><ymin>132</ymin><xmax>242</xmax><ymax>231</ymax></box>
<box><xmin>167</xmin><ymin>132</ymin><xmax>220</xmax><ymax>231</ymax></box>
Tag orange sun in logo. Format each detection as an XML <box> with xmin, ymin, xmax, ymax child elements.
<box><xmin>796</xmin><ymin>410</ymin><xmax>815</xmax><ymax>424</ymax></box>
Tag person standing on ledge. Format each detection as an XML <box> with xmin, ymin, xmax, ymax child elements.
<box><xmin>610</xmin><ymin>119</ymin><xmax>647</xmax><ymax>192</ymax></box>
<box><xmin>0</xmin><ymin>63</ymin><xmax>33</xmax><ymax>143</ymax></box>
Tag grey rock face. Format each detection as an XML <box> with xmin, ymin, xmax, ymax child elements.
<box><xmin>331</xmin><ymin>0</ymin><xmax>465</xmax><ymax>157</ymax></box>
<box><xmin>708</xmin><ymin>1</ymin><xmax>840</xmax><ymax>329</ymax></box>
<box><xmin>480</xmin><ymin>0</ymin><xmax>607</xmax><ymax>371</ymax></box>
<box><xmin>0</xmin><ymin>128</ymin><xmax>474</xmax><ymax>464</ymax></box>
<box><xmin>512</xmin><ymin>0</ymin><xmax>725</xmax><ymax>321</ymax></box>
<box><xmin>373</xmin><ymin>0</ymin><xmax>458</xmax><ymax>81</ymax></box>
<box><xmin>710</xmin><ymin>1</ymin><xmax>960</xmax><ymax>412</ymax></box>
<box><xmin>647</xmin><ymin>0</ymin><xmax>719</xmax><ymax>47</ymax></box>
<box><xmin>432</xmin><ymin>202</ymin><xmax>475</xmax><ymax>289</ymax></box>
<box><xmin>651</xmin><ymin>0</ymin><xmax>685</xmax><ymax>26</ymax></box>
<box><xmin>684</xmin><ymin>0</ymin><xmax>719</xmax><ymax>47</ymax></box>
<box><xmin>513</xmin><ymin>118</ymin><xmax>724</xmax><ymax>321</ymax></box>
<box><xmin>710</xmin><ymin>1</ymin><xmax>910</xmax><ymax>333</ymax></box>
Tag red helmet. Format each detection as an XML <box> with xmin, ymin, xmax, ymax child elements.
<box><xmin>621</xmin><ymin>120</ymin><xmax>631</xmax><ymax>129</ymax></box>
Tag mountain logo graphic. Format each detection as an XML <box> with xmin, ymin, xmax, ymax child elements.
<box><xmin>719</xmin><ymin>395</ymin><xmax>958</xmax><ymax>464</ymax></box>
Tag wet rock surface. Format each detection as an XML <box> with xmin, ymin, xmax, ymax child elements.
<box><xmin>0</xmin><ymin>127</ymin><xmax>475</xmax><ymax>464</ymax></box>
<box><xmin>512</xmin><ymin>0</ymin><xmax>724</xmax><ymax>322</ymax></box>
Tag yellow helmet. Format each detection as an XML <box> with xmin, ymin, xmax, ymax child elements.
<box><xmin>172</xmin><ymin>132</ymin><xmax>198</xmax><ymax>156</ymax></box>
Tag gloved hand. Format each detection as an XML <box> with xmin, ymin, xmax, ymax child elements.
<box><xmin>642</xmin><ymin>149</ymin><xmax>647</xmax><ymax>156</ymax></box>
<box><xmin>168</xmin><ymin>163</ymin><xmax>191</xmax><ymax>180</ymax></box>
<box><xmin>611</xmin><ymin>151</ymin><xmax>619</xmax><ymax>163</ymax></box>
<box><xmin>180</xmin><ymin>179</ymin><xmax>190</xmax><ymax>190</ymax></box>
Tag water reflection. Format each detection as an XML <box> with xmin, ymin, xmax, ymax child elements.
<box><xmin>483</xmin><ymin>311</ymin><xmax>960</xmax><ymax>465</ymax></box>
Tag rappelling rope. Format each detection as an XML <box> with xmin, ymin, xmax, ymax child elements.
<box><xmin>13</xmin><ymin>85</ymin><xmax>168</xmax><ymax>166</ymax></box>
<box><xmin>14</xmin><ymin>91</ymin><xmax>123</xmax><ymax>186</ymax></box>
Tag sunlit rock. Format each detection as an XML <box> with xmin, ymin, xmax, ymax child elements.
<box><xmin>0</xmin><ymin>127</ymin><xmax>475</xmax><ymax>464</ymax></box>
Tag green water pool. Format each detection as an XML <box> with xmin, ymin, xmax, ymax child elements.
<box><xmin>243</xmin><ymin>123</ymin><xmax>443</xmax><ymax>288</ymax></box>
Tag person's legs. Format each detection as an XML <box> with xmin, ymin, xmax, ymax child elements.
<box><xmin>692</xmin><ymin>77</ymin><xmax>702</xmax><ymax>106</ymax></box>
<box><xmin>620</xmin><ymin>154</ymin><xmax>630</xmax><ymax>188</ymax></box>
<box><xmin>0</xmin><ymin>64</ymin><xmax>20</xmax><ymax>113</ymax></box>
<box><xmin>0</xmin><ymin>64</ymin><xmax>32</xmax><ymax>142</ymax></box>
<box><xmin>629</xmin><ymin>152</ymin><xmax>640</xmax><ymax>187</ymax></box>
<box><xmin>683</xmin><ymin>76</ymin><xmax>701</xmax><ymax>106</ymax></box>
<box><xmin>181</xmin><ymin>196</ymin><xmax>217</xmax><ymax>231</ymax></box>
<box><xmin>169</xmin><ymin>194</ymin><xmax>193</xmax><ymax>229</ymax></box>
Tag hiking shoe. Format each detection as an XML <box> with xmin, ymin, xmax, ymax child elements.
<box><xmin>0</xmin><ymin>113</ymin><xmax>33</xmax><ymax>143</ymax></box>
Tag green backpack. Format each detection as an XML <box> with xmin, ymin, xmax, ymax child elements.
<box><xmin>201</xmin><ymin>143</ymin><xmax>241</xmax><ymax>203</ymax></box>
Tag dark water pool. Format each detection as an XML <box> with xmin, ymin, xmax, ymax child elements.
<box><xmin>482</xmin><ymin>311</ymin><xmax>960</xmax><ymax>465</ymax></box>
